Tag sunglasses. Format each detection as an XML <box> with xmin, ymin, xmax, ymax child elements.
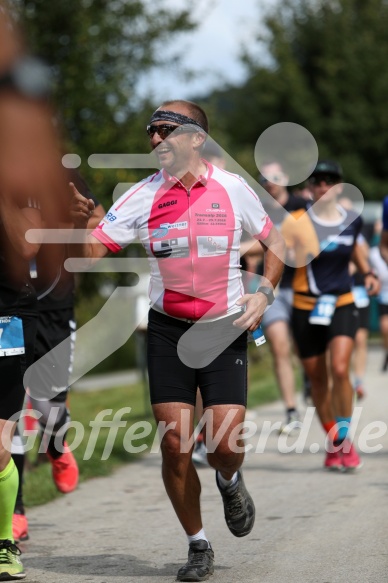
<box><xmin>146</xmin><ymin>124</ymin><xmax>199</xmax><ymax>140</ymax></box>
<box><xmin>309</xmin><ymin>174</ymin><xmax>340</xmax><ymax>186</ymax></box>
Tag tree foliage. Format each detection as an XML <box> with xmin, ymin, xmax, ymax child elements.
<box><xmin>207</xmin><ymin>0</ymin><xmax>388</xmax><ymax>199</ymax></box>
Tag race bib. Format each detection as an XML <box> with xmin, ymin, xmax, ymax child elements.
<box><xmin>0</xmin><ymin>316</ymin><xmax>25</xmax><ymax>356</ymax></box>
<box><xmin>352</xmin><ymin>285</ymin><xmax>370</xmax><ymax>309</ymax></box>
<box><xmin>309</xmin><ymin>295</ymin><xmax>337</xmax><ymax>326</ymax></box>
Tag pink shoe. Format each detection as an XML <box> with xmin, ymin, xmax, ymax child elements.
<box><xmin>12</xmin><ymin>513</ymin><xmax>29</xmax><ymax>542</ymax></box>
<box><xmin>324</xmin><ymin>449</ymin><xmax>343</xmax><ymax>471</ymax></box>
<box><xmin>47</xmin><ymin>442</ymin><xmax>79</xmax><ymax>493</ymax></box>
<box><xmin>341</xmin><ymin>440</ymin><xmax>362</xmax><ymax>471</ymax></box>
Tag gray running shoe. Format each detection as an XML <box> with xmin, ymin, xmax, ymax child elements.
<box><xmin>216</xmin><ymin>470</ymin><xmax>255</xmax><ymax>537</ymax></box>
<box><xmin>177</xmin><ymin>540</ymin><xmax>214</xmax><ymax>582</ymax></box>
<box><xmin>279</xmin><ymin>410</ymin><xmax>302</xmax><ymax>435</ymax></box>
<box><xmin>192</xmin><ymin>440</ymin><xmax>208</xmax><ymax>466</ymax></box>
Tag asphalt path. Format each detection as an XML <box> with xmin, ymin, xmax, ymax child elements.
<box><xmin>21</xmin><ymin>346</ymin><xmax>388</xmax><ymax>583</ymax></box>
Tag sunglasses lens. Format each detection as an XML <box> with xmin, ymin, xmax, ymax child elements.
<box><xmin>147</xmin><ymin>124</ymin><xmax>180</xmax><ymax>139</ymax></box>
<box><xmin>311</xmin><ymin>174</ymin><xmax>338</xmax><ymax>185</ymax></box>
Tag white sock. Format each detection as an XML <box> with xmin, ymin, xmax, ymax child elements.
<box><xmin>217</xmin><ymin>470</ymin><xmax>238</xmax><ymax>489</ymax></box>
<box><xmin>187</xmin><ymin>528</ymin><xmax>209</xmax><ymax>545</ymax></box>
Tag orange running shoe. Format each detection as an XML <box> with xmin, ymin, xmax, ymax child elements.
<box><xmin>47</xmin><ymin>442</ymin><xmax>79</xmax><ymax>493</ymax></box>
<box><xmin>12</xmin><ymin>512</ymin><xmax>29</xmax><ymax>543</ymax></box>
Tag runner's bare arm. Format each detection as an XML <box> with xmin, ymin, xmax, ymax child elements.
<box><xmin>352</xmin><ymin>241</ymin><xmax>380</xmax><ymax>296</ymax></box>
<box><xmin>234</xmin><ymin>225</ymin><xmax>285</xmax><ymax>331</ymax></box>
<box><xmin>260</xmin><ymin>225</ymin><xmax>286</xmax><ymax>291</ymax></box>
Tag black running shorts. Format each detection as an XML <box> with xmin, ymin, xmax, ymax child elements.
<box><xmin>378</xmin><ymin>303</ymin><xmax>388</xmax><ymax>317</ymax></box>
<box><xmin>0</xmin><ymin>312</ymin><xmax>37</xmax><ymax>420</ymax></box>
<box><xmin>291</xmin><ymin>303</ymin><xmax>359</xmax><ymax>359</ymax></box>
<box><xmin>147</xmin><ymin>309</ymin><xmax>248</xmax><ymax>407</ymax></box>
<box><xmin>357</xmin><ymin>305</ymin><xmax>370</xmax><ymax>330</ymax></box>
<box><xmin>27</xmin><ymin>307</ymin><xmax>76</xmax><ymax>403</ymax></box>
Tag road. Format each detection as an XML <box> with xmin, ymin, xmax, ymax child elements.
<box><xmin>22</xmin><ymin>346</ymin><xmax>388</xmax><ymax>583</ymax></box>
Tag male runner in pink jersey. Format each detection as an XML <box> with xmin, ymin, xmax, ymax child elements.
<box><xmin>70</xmin><ymin>99</ymin><xmax>285</xmax><ymax>582</ymax></box>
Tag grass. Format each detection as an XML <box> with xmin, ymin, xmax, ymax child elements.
<box><xmin>24</xmin><ymin>380</ymin><xmax>156</xmax><ymax>507</ymax></box>
<box><xmin>23</xmin><ymin>342</ymin><xmax>288</xmax><ymax>508</ymax></box>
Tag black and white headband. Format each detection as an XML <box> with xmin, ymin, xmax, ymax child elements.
<box><xmin>150</xmin><ymin>109</ymin><xmax>206</xmax><ymax>131</ymax></box>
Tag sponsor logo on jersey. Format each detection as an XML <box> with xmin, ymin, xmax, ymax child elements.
<box><xmin>320</xmin><ymin>234</ymin><xmax>354</xmax><ymax>251</ymax></box>
<box><xmin>152</xmin><ymin>237</ymin><xmax>189</xmax><ymax>258</ymax></box>
<box><xmin>152</xmin><ymin>227</ymin><xmax>169</xmax><ymax>239</ymax></box>
<box><xmin>158</xmin><ymin>199</ymin><xmax>177</xmax><ymax>209</ymax></box>
<box><xmin>160</xmin><ymin>221</ymin><xmax>188</xmax><ymax>231</ymax></box>
<box><xmin>197</xmin><ymin>235</ymin><xmax>228</xmax><ymax>256</ymax></box>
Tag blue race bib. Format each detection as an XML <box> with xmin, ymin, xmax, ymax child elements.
<box><xmin>0</xmin><ymin>316</ymin><xmax>25</xmax><ymax>356</ymax></box>
<box><xmin>309</xmin><ymin>295</ymin><xmax>337</xmax><ymax>326</ymax></box>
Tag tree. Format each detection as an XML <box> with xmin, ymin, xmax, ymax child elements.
<box><xmin>207</xmin><ymin>0</ymin><xmax>388</xmax><ymax>199</ymax></box>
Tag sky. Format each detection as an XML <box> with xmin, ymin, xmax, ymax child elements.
<box><xmin>138</xmin><ymin>0</ymin><xmax>272</xmax><ymax>102</ymax></box>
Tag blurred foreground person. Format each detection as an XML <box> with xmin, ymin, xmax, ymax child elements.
<box><xmin>0</xmin><ymin>8</ymin><xmax>69</xmax><ymax>217</ymax></box>
<box><xmin>0</xmin><ymin>159</ymin><xmax>41</xmax><ymax>583</ymax></box>
<box><xmin>0</xmin><ymin>4</ymin><xmax>68</xmax><ymax>579</ymax></box>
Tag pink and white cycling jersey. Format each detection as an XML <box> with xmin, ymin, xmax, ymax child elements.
<box><xmin>92</xmin><ymin>163</ymin><xmax>273</xmax><ymax>320</ymax></box>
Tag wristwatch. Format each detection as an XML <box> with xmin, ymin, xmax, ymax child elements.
<box><xmin>256</xmin><ymin>286</ymin><xmax>275</xmax><ymax>305</ymax></box>
<box><xmin>0</xmin><ymin>56</ymin><xmax>52</xmax><ymax>100</ymax></box>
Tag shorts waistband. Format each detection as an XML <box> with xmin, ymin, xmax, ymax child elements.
<box><xmin>149</xmin><ymin>308</ymin><xmax>243</xmax><ymax>325</ymax></box>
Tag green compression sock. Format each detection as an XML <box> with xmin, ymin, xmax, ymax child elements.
<box><xmin>0</xmin><ymin>459</ymin><xmax>18</xmax><ymax>541</ymax></box>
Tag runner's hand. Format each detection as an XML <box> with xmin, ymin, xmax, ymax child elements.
<box><xmin>69</xmin><ymin>182</ymin><xmax>95</xmax><ymax>228</ymax></box>
<box><xmin>365</xmin><ymin>273</ymin><xmax>380</xmax><ymax>296</ymax></box>
<box><xmin>233</xmin><ymin>293</ymin><xmax>268</xmax><ymax>332</ymax></box>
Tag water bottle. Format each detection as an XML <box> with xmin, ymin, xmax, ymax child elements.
<box><xmin>252</xmin><ymin>325</ymin><xmax>266</xmax><ymax>347</ymax></box>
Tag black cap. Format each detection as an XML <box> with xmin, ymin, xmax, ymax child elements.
<box><xmin>310</xmin><ymin>160</ymin><xmax>343</xmax><ymax>179</ymax></box>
